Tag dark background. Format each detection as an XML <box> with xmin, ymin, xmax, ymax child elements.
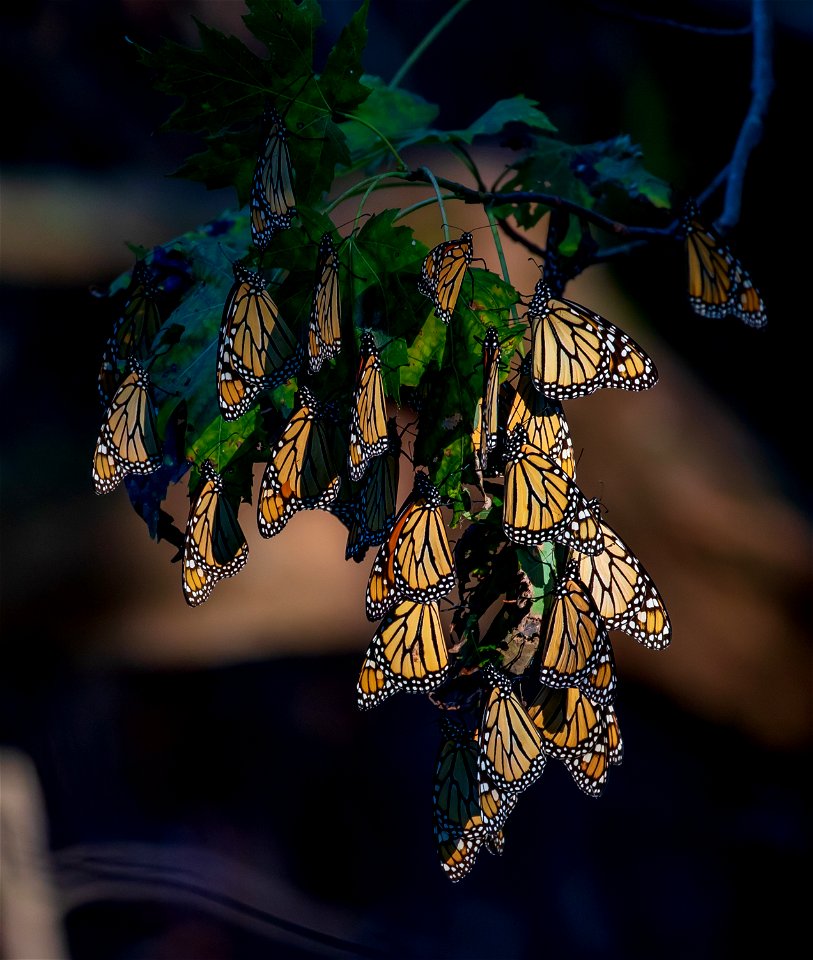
<box><xmin>2</xmin><ymin>2</ymin><xmax>811</xmax><ymax>959</ymax></box>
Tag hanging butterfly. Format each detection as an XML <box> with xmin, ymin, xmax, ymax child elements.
<box><xmin>365</xmin><ymin>470</ymin><xmax>456</xmax><ymax>621</ymax></box>
<box><xmin>216</xmin><ymin>260</ymin><xmax>302</xmax><ymax>421</ymax></box>
<box><xmin>335</xmin><ymin>417</ymin><xmax>400</xmax><ymax>563</ymax></box>
<box><xmin>92</xmin><ymin>357</ymin><xmax>161</xmax><ymax>495</ymax></box>
<box><xmin>472</xmin><ymin>326</ymin><xmax>501</xmax><ymax>475</ymax></box>
<box><xmin>567</xmin><ymin>510</ymin><xmax>671</xmax><ymax>650</ymax></box>
<box><xmin>307</xmin><ymin>232</ymin><xmax>342</xmax><ymax>374</ymax></box>
<box><xmin>98</xmin><ymin>259</ymin><xmax>162</xmax><ymax>407</ymax></box>
<box><xmin>356</xmin><ymin>599</ymin><xmax>449</xmax><ymax>710</ymax></box>
<box><xmin>348</xmin><ymin>332</ymin><xmax>389</xmax><ymax>481</ymax></box>
<box><xmin>257</xmin><ymin>385</ymin><xmax>342</xmax><ymax>538</ymax></box>
<box><xmin>681</xmin><ymin>200</ymin><xmax>766</xmax><ymax>328</ymax></box>
<box><xmin>560</xmin><ymin>705</ymin><xmax>623</xmax><ymax>798</ymax></box>
<box><xmin>432</xmin><ymin>716</ymin><xmax>507</xmax><ymax>882</ymax></box>
<box><xmin>538</xmin><ymin>573</ymin><xmax>618</xmax><ymax>706</ymax></box>
<box><xmin>501</xmin><ymin>355</ymin><xmax>575</xmax><ymax>478</ymax></box>
<box><xmin>526</xmin><ymin>682</ymin><xmax>606</xmax><ymax>760</ymax></box>
<box><xmin>502</xmin><ymin>426</ymin><xmax>603</xmax><ymax>554</ymax></box>
<box><xmin>417</xmin><ymin>231</ymin><xmax>473</xmax><ymax>323</ymax></box>
<box><xmin>249</xmin><ymin>105</ymin><xmax>296</xmax><ymax>250</ymax></box>
<box><xmin>526</xmin><ymin>279</ymin><xmax>658</xmax><ymax>399</ymax></box>
<box><xmin>478</xmin><ymin>667</ymin><xmax>546</xmax><ymax>798</ymax></box>
<box><xmin>181</xmin><ymin>459</ymin><xmax>249</xmax><ymax>606</ymax></box>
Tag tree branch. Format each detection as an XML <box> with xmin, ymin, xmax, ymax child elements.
<box><xmin>717</xmin><ymin>0</ymin><xmax>774</xmax><ymax>230</ymax></box>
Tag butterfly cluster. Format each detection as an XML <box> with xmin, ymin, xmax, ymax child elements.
<box><xmin>91</xmin><ymin>101</ymin><xmax>679</xmax><ymax>885</ymax></box>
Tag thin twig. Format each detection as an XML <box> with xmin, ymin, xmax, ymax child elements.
<box><xmin>587</xmin><ymin>0</ymin><xmax>752</xmax><ymax>36</ymax></box>
<box><xmin>389</xmin><ymin>0</ymin><xmax>472</xmax><ymax>90</ymax></box>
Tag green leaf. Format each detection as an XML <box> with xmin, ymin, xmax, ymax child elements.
<box><xmin>319</xmin><ymin>0</ymin><xmax>372</xmax><ymax>115</ymax></box>
<box><xmin>516</xmin><ymin>543</ymin><xmax>558</xmax><ymax>617</ymax></box>
<box><xmin>242</xmin><ymin>0</ymin><xmax>323</xmax><ymax>82</ymax></box>
<box><xmin>455</xmin><ymin>96</ymin><xmax>557</xmax><ymax>141</ymax></box>
<box><xmin>340</xmin><ymin>75</ymin><xmax>439</xmax><ymax>163</ymax></box>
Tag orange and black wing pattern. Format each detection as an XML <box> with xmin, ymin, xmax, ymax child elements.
<box><xmin>538</xmin><ymin>574</ymin><xmax>617</xmax><ymax>705</ymax></box>
<box><xmin>561</xmin><ymin>705</ymin><xmax>624</xmax><ymax>797</ymax></box>
<box><xmin>92</xmin><ymin>358</ymin><xmax>161</xmax><ymax>495</ymax></box>
<box><xmin>681</xmin><ymin>200</ymin><xmax>766</xmax><ymax>328</ymax></box>
<box><xmin>527</xmin><ymin>280</ymin><xmax>658</xmax><ymax>398</ymax></box>
<box><xmin>418</xmin><ymin>231</ymin><xmax>473</xmax><ymax>324</ymax></box>
<box><xmin>216</xmin><ymin>261</ymin><xmax>302</xmax><ymax>421</ymax></box>
<box><xmin>502</xmin><ymin>427</ymin><xmax>602</xmax><ymax>554</ymax></box>
<box><xmin>502</xmin><ymin>357</ymin><xmax>575</xmax><ymax>478</ymax></box>
<box><xmin>182</xmin><ymin>460</ymin><xmax>249</xmax><ymax>607</ymax></box>
<box><xmin>432</xmin><ymin>716</ymin><xmax>508</xmax><ymax>882</ymax></box>
<box><xmin>568</xmin><ymin>513</ymin><xmax>671</xmax><ymax>650</ymax></box>
<box><xmin>249</xmin><ymin>106</ymin><xmax>296</xmax><ymax>250</ymax></box>
<box><xmin>478</xmin><ymin>668</ymin><xmax>546</xmax><ymax>797</ymax></box>
<box><xmin>307</xmin><ymin>233</ymin><xmax>342</xmax><ymax>374</ymax></box>
<box><xmin>365</xmin><ymin>470</ymin><xmax>455</xmax><ymax>621</ymax></box>
<box><xmin>527</xmin><ymin>683</ymin><xmax>606</xmax><ymax>760</ymax></box>
<box><xmin>257</xmin><ymin>386</ymin><xmax>341</xmax><ymax>538</ymax></box>
<box><xmin>356</xmin><ymin>599</ymin><xmax>449</xmax><ymax>710</ymax></box>
<box><xmin>348</xmin><ymin>332</ymin><xmax>389</xmax><ymax>481</ymax></box>
<box><xmin>98</xmin><ymin>259</ymin><xmax>162</xmax><ymax>407</ymax></box>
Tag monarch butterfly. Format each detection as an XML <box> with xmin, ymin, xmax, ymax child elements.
<box><xmin>473</xmin><ymin>326</ymin><xmax>501</xmax><ymax>474</ymax></box>
<box><xmin>92</xmin><ymin>357</ymin><xmax>161</xmax><ymax>495</ymax></box>
<box><xmin>501</xmin><ymin>356</ymin><xmax>574</xmax><ymax>478</ymax></box>
<box><xmin>181</xmin><ymin>460</ymin><xmax>249</xmax><ymax>606</ymax></box>
<box><xmin>561</xmin><ymin>705</ymin><xmax>623</xmax><ymax>798</ymax></box>
<box><xmin>307</xmin><ymin>233</ymin><xmax>342</xmax><ymax>374</ymax></box>
<box><xmin>526</xmin><ymin>682</ymin><xmax>606</xmax><ymax>760</ymax></box>
<box><xmin>418</xmin><ymin>231</ymin><xmax>473</xmax><ymax>323</ymax></box>
<box><xmin>538</xmin><ymin>574</ymin><xmax>618</xmax><ymax>706</ymax></box>
<box><xmin>98</xmin><ymin>260</ymin><xmax>161</xmax><ymax>407</ymax></box>
<box><xmin>257</xmin><ymin>385</ymin><xmax>342</xmax><ymax>538</ymax></box>
<box><xmin>527</xmin><ymin>280</ymin><xmax>658</xmax><ymax>398</ymax></box>
<box><xmin>356</xmin><ymin>599</ymin><xmax>449</xmax><ymax>710</ymax></box>
<box><xmin>249</xmin><ymin>105</ymin><xmax>296</xmax><ymax>250</ymax></box>
<box><xmin>681</xmin><ymin>200</ymin><xmax>766</xmax><ymax>328</ymax></box>
<box><xmin>432</xmin><ymin>716</ymin><xmax>507</xmax><ymax>882</ymax></box>
<box><xmin>365</xmin><ymin>470</ymin><xmax>456</xmax><ymax>621</ymax></box>
<box><xmin>502</xmin><ymin>427</ymin><xmax>603</xmax><ymax>555</ymax></box>
<box><xmin>348</xmin><ymin>332</ymin><xmax>389</xmax><ymax>481</ymax></box>
<box><xmin>216</xmin><ymin>261</ymin><xmax>302</xmax><ymax>421</ymax></box>
<box><xmin>567</xmin><ymin>512</ymin><xmax>671</xmax><ymax>650</ymax></box>
<box><xmin>478</xmin><ymin>668</ymin><xmax>546</xmax><ymax>796</ymax></box>
<box><xmin>337</xmin><ymin>418</ymin><xmax>400</xmax><ymax>563</ymax></box>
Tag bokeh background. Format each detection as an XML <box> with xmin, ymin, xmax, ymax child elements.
<box><xmin>1</xmin><ymin>2</ymin><xmax>811</xmax><ymax>958</ymax></box>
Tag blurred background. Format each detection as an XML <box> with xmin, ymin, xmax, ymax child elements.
<box><xmin>1</xmin><ymin>1</ymin><xmax>811</xmax><ymax>958</ymax></box>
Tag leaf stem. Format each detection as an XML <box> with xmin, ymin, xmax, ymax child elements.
<box><xmin>389</xmin><ymin>0</ymin><xmax>473</xmax><ymax>90</ymax></box>
<box><xmin>336</xmin><ymin>110</ymin><xmax>407</xmax><ymax>171</ymax></box>
<box><xmin>420</xmin><ymin>166</ymin><xmax>450</xmax><ymax>240</ymax></box>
